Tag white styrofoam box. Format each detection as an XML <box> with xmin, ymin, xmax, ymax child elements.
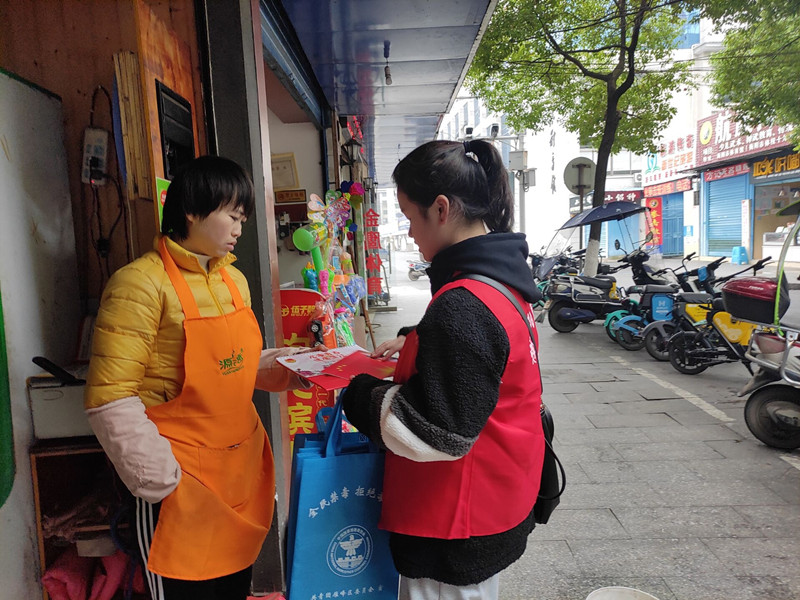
<box><xmin>27</xmin><ymin>379</ymin><xmax>92</xmax><ymax>439</ymax></box>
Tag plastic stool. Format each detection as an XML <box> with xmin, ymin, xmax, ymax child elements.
<box><xmin>732</xmin><ymin>246</ymin><xmax>749</xmax><ymax>265</ymax></box>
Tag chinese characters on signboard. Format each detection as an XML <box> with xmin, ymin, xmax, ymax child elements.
<box><xmin>696</xmin><ymin>109</ymin><xmax>791</xmax><ymax>167</ymax></box>
<box><xmin>704</xmin><ymin>162</ymin><xmax>750</xmax><ymax>183</ymax></box>
<box><xmin>364</xmin><ymin>209</ymin><xmax>384</xmax><ymax>298</ymax></box>
<box><xmin>644</xmin><ymin>134</ymin><xmax>696</xmax><ymax>186</ymax></box>
<box><xmin>644</xmin><ymin>197</ymin><xmax>663</xmax><ymax>247</ymax></box>
<box><xmin>643</xmin><ymin>178</ymin><xmax>692</xmax><ymax>198</ymax></box>
<box><xmin>751</xmin><ymin>152</ymin><xmax>800</xmax><ymax>180</ymax></box>
<box><xmin>279</xmin><ymin>289</ymin><xmax>334</xmax><ymax>440</ymax></box>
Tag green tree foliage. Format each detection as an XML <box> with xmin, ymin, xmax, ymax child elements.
<box><xmin>467</xmin><ymin>0</ymin><xmax>696</xmax><ymax>272</ymax></box>
<box><xmin>709</xmin><ymin>7</ymin><xmax>800</xmax><ymax>146</ymax></box>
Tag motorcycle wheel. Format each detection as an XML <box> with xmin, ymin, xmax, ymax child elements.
<box><xmin>547</xmin><ymin>300</ymin><xmax>580</xmax><ymax>333</ymax></box>
<box><xmin>644</xmin><ymin>323</ymin><xmax>677</xmax><ymax>361</ymax></box>
<box><xmin>408</xmin><ymin>269</ymin><xmax>421</xmax><ymax>281</ymax></box>
<box><xmin>668</xmin><ymin>331</ymin><xmax>708</xmax><ymax>375</ymax></box>
<box><xmin>616</xmin><ymin>322</ymin><xmax>646</xmax><ymax>351</ymax></box>
<box><xmin>744</xmin><ymin>386</ymin><xmax>800</xmax><ymax>450</ymax></box>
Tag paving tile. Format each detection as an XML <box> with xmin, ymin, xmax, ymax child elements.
<box><xmin>579</xmin><ymin>460</ymin><xmax>700</xmax><ymax>484</ymax></box>
<box><xmin>532</xmin><ymin>508</ymin><xmax>630</xmax><ymax>541</ymax></box>
<box><xmin>588</xmin><ymin>413</ymin><xmax>679</xmax><ymax>429</ymax></box>
<box><xmin>558</xmin><ymin>482</ymin><xmax>667</xmax><ymax>510</ymax></box>
<box><xmin>554</xmin><ymin>443</ymin><xmax>626</xmax><ymax>463</ymax></box>
<box><xmin>704</xmin><ymin>439</ymin><xmax>796</xmax><ymax>462</ymax></box>
<box><xmin>701</xmin><ymin>537</ymin><xmax>800</xmax><ymax>576</ymax></box>
<box><xmin>569</xmin><ymin>537</ymin><xmax>729</xmax><ymax>577</ymax></box>
<box><xmin>500</xmin><ymin>575</ymin><xmax>675</xmax><ymax>600</ymax></box>
<box><xmin>566</xmin><ymin>391</ymin><xmax>644</xmax><ymax>404</ymax></box>
<box><xmin>547</xmin><ymin>412</ymin><xmax>597</xmax><ymax>430</ymax></box>
<box><xmin>663</xmin><ymin>575</ymin><xmax>800</xmax><ymax>600</ymax></box>
<box><xmin>539</xmin><ymin>381</ymin><xmax>596</xmax><ymax>394</ymax></box>
<box><xmin>668</xmin><ymin>410</ymin><xmax>730</xmax><ymax>426</ymax></box>
<box><xmin>649</xmin><ymin>479</ymin><xmax>789</xmax><ymax>507</ymax></box>
<box><xmin>642</xmin><ymin>424</ymin><xmax>743</xmax><ymax>442</ymax></box>
<box><xmin>734</xmin><ymin>504</ymin><xmax>800</xmax><ymax>536</ymax></box>
<box><xmin>764</xmin><ymin>469</ymin><xmax>800</xmax><ymax>505</ymax></box>
<box><xmin>611</xmin><ymin>399</ymin><xmax>696</xmax><ymax>415</ymax></box>
<box><xmin>557</xmin><ymin>427</ymin><xmax>653</xmax><ymax>445</ymax></box>
<box><xmin>613</xmin><ymin>506</ymin><xmax>765</xmax><ymax>539</ymax></box>
<box><xmin>684</xmin><ymin>457</ymin><xmax>794</xmax><ymax>482</ymax></box>
<box><xmin>613</xmin><ymin>441</ymin><xmax>723</xmax><ymax>462</ymax></box>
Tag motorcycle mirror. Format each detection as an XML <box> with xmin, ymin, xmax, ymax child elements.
<box><xmin>645</xmin><ymin>231</ymin><xmax>654</xmax><ymax>242</ymax></box>
<box><xmin>614</xmin><ymin>239</ymin><xmax>621</xmax><ymax>250</ymax></box>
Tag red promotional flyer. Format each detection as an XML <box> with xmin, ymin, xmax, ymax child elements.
<box><xmin>278</xmin><ymin>345</ymin><xmax>397</xmax><ymax>391</ymax></box>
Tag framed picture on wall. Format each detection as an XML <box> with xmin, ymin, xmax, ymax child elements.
<box><xmin>271</xmin><ymin>153</ymin><xmax>299</xmax><ymax>190</ymax></box>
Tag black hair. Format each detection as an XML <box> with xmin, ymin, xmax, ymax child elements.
<box><xmin>161</xmin><ymin>155</ymin><xmax>255</xmax><ymax>240</ymax></box>
<box><xmin>391</xmin><ymin>139</ymin><xmax>514</xmax><ymax>232</ymax></box>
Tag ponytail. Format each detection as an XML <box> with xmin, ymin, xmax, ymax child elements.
<box><xmin>392</xmin><ymin>139</ymin><xmax>514</xmax><ymax>232</ymax></box>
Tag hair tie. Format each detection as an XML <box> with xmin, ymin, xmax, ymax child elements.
<box><xmin>463</xmin><ymin>140</ymin><xmax>473</xmax><ymax>155</ymax></box>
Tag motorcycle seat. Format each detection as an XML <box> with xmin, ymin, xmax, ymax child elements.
<box><xmin>641</xmin><ymin>284</ymin><xmax>677</xmax><ymax>294</ymax></box>
<box><xmin>677</xmin><ymin>292</ymin><xmax>713</xmax><ymax>304</ymax></box>
<box><xmin>574</xmin><ymin>275</ymin><xmax>615</xmax><ymax>290</ymax></box>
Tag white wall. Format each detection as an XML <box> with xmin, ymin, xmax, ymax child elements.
<box><xmin>266</xmin><ymin>108</ymin><xmax>325</xmax><ymax>285</ymax></box>
<box><xmin>0</xmin><ymin>71</ymin><xmax>82</xmax><ymax>598</ymax></box>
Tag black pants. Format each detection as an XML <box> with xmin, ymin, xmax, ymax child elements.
<box><xmin>135</xmin><ymin>497</ymin><xmax>253</xmax><ymax>600</ymax></box>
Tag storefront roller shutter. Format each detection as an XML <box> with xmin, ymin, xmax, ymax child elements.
<box><xmin>705</xmin><ymin>174</ymin><xmax>747</xmax><ymax>257</ymax></box>
<box><xmin>662</xmin><ymin>192</ymin><xmax>684</xmax><ymax>257</ymax></box>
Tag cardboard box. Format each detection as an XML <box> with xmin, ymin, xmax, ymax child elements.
<box><xmin>27</xmin><ymin>377</ymin><xmax>92</xmax><ymax>439</ymax></box>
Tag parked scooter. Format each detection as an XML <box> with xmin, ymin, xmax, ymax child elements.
<box><xmin>614</xmin><ymin>254</ymin><xmax>724</xmax><ymax>354</ymax></box>
<box><xmin>640</xmin><ymin>256</ymin><xmax>727</xmax><ymax>360</ymax></box>
<box><xmin>667</xmin><ymin>258</ymin><xmax>773</xmax><ymax>375</ymax></box>
<box><xmin>723</xmin><ymin>199</ymin><xmax>799</xmax><ymax>449</ymax></box>
<box><xmin>544</xmin><ymin>233</ymin><xmax>659</xmax><ymax>333</ymax></box>
<box><xmin>407</xmin><ymin>260</ymin><xmax>430</xmax><ymax>281</ymax></box>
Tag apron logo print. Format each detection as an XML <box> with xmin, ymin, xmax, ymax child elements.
<box><xmin>327</xmin><ymin>525</ymin><xmax>373</xmax><ymax>577</ymax></box>
<box><xmin>219</xmin><ymin>348</ymin><xmax>245</xmax><ymax>375</ymax></box>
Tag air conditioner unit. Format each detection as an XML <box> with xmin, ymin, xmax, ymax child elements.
<box><xmin>633</xmin><ymin>172</ymin><xmax>643</xmax><ymax>184</ymax></box>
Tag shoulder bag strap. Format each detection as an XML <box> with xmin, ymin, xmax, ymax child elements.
<box><xmin>458</xmin><ymin>274</ymin><xmax>566</xmax><ymax>499</ymax></box>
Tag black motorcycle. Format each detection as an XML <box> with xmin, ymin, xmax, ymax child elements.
<box><xmin>544</xmin><ymin>233</ymin><xmax>668</xmax><ymax>333</ymax></box>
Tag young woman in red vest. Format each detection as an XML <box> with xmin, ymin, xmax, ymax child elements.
<box><xmin>342</xmin><ymin>139</ymin><xmax>546</xmax><ymax>600</ymax></box>
<box><xmin>85</xmin><ymin>156</ymin><xmax>313</xmax><ymax>600</ymax></box>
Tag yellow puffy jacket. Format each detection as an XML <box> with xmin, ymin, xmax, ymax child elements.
<box><xmin>85</xmin><ymin>236</ymin><xmax>256</xmax><ymax>410</ymax></box>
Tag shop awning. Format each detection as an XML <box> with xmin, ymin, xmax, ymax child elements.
<box><xmin>277</xmin><ymin>0</ymin><xmax>496</xmax><ymax>187</ymax></box>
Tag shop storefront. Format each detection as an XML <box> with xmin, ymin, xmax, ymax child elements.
<box><xmin>751</xmin><ymin>150</ymin><xmax>800</xmax><ymax>261</ymax></box>
<box><xmin>695</xmin><ymin>109</ymin><xmax>793</xmax><ymax>258</ymax></box>
<box><xmin>702</xmin><ymin>163</ymin><xmax>751</xmax><ymax>257</ymax></box>
<box><xmin>642</xmin><ymin>131</ymin><xmax>697</xmax><ymax>256</ymax></box>
<box><xmin>643</xmin><ymin>179</ymin><xmax>693</xmax><ymax>256</ymax></box>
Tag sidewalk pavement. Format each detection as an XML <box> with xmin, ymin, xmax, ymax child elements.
<box><xmin>368</xmin><ymin>251</ymin><xmax>800</xmax><ymax>600</ymax></box>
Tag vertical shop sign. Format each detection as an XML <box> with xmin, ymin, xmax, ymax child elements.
<box><xmin>279</xmin><ymin>288</ymin><xmax>333</xmax><ymax>440</ymax></box>
<box><xmin>364</xmin><ymin>209</ymin><xmax>383</xmax><ymax>297</ymax></box>
<box><xmin>645</xmin><ymin>197</ymin><xmax>663</xmax><ymax>247</ymax></box>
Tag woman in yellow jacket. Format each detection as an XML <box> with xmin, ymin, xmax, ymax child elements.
<box><xmin>85</xmin><ymin>156</ymin><xmax>309</xmax><ymax>600</ymax></box>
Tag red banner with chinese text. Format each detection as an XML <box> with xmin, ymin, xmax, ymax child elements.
<box><xmin>645</xmin><ymin>197</ymin><xmax>663</xmax><ymax>247</ymax></box>
<box><xmin>279</xmin><ymin>288</ymin><xmax>334</xmax><ymax>440</ymax></box>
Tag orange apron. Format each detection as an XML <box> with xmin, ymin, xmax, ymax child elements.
<box><xmin>144</xmin><ymin>238</ymin><xmax>274</xmax><ymax>580</ymax></box>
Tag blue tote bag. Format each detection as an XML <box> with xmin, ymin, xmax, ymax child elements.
<box><xmin>286</xmin><ymin>395</ymin><xmax>399</xmax><ymax>599</ymax></box>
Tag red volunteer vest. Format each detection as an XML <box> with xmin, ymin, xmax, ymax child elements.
<box><xmin>380</xmin><ymin>278</ymin><xmax>545</xmax><ymax>539</ymax></box>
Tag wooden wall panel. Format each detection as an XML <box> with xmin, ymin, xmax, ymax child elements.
<box><xmin>0</xmin><ymin>0</ymin><xmax>205</xmax><ymax>306</ymax></box>
<box><xmin>135</xmin><ymin>0</ymin><xmax>204</xmax><ymax>199</ymax></box>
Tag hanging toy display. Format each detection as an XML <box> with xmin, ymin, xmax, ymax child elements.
<box><xmin>292</xmin><ymin>188</ymin><xmax>368</xmax><ymax>348</ymax></box>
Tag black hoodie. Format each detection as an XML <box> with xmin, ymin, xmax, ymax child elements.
<box><xmin>428</xmin><ymin>231</ymin><xmax>541</xmax><ymax>303</ymax></box>
<box><xmin>342</xmin><ymin>231</ymin><xmax>541</xmax><ymax>586</ymax></box>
